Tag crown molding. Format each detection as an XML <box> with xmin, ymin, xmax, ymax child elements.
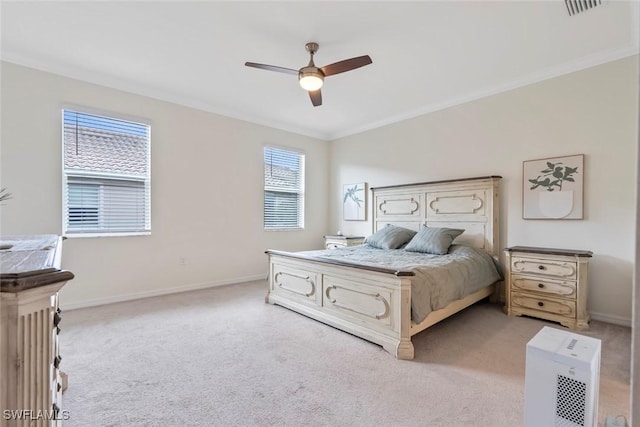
<box><xmin>327</xmin><ymin>45</ymin><xmax>640</xmax><ymax>141</ymax></box>
<box><xmin>0</xmin><ymin>53</ymin><xmax>331</xmax><ymax>141</ymax></box>
<box><xmin>3</xmin><ymin>42</ymin><xmax>638</xmax><ymax>143</ymax></box>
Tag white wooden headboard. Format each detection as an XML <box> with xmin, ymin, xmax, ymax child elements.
<box><xmin>371</xmin><ymin>176</ymin><xmax>501</xmax><ymax>257</ymax></box>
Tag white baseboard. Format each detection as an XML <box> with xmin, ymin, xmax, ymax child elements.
<box><xmin>61</xmin><ymin>278</ymin><xmax>633</xmax><ymax>329</ymax></box>
<box><xmin>60</xmin><ymin>273</ymin><xmax>268</xmax><ymax>311</ymax></box>
<box><xmin>590</xmin><ymin>311</ymin><xmax>632</xmax><ymax>328</ymax></box>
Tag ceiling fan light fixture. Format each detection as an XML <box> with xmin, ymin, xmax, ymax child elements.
<box><xmin>299</xmin><ymin>69</ymin><xmax>324</xmax><ymax>91</ymax></box>
<box><xmin>245</xmin><ymin>42</ymin><xmax>372</xmax><ymax>106</ymax></box>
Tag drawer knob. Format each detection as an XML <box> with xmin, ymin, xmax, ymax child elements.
<box><xmin>538</xmin><ymin>265</ymin><xmax>546</xmax><ymax>270</ymax></box>
<box><xmin>538</xmin><ymin>283</ymin><xmax>545</xmax><ymax>289</ymax></box>
<box><xmin>537</xmin><ymin>301</ymin><xmax>544</xmax><ymax>307</ymax></box>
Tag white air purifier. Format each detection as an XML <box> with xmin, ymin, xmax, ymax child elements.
<box><xmin>524</xmin><ymin>326</ymin><xmax>601</xmax><ymax>427</ymax></box>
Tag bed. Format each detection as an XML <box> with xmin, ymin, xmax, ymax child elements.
<box><xmin>265</xmin><ymin>176</ymin><xmax>502</xmax><ymax>360</ymax></box>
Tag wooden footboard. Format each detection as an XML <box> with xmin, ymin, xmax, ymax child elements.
<box><xmin>266</xmin><ymin>251</ymin><xmax>416</xmax><ymax>359</ymax></box>
<box><xmin>266</xmin><ymin>175</ymin><xmax>501</xmax><ymax>360</ymax></box>
<box><xmin>266</xmin><ymin>251</ymin><xmax>497</xmax><ymax>360</ymax></box>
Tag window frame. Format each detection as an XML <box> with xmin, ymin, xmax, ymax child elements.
<box><xmin>61</xmin><ymin>108</ymin><xmax>151</xmax><ymax>238</ymax></box>
<box><xmin>263</xmin><ymin>145</ymin><xmax>305</xmax><ymax>231</ymax></box>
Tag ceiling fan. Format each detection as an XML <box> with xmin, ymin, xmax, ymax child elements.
<box><xmin>245</xmin><ymin>42</ymin><xmax>372</xmax><ymax>107</ymax></box>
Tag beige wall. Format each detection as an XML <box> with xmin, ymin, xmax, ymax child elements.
<box><xmin>0</xmin><ymin>61</ymin><xmax>329</xmax><ymax>309</ymax></box>
<box><xmin>330</xmin><ymin>56</ymin><xmax>639</xmax><ymax>324</ymax></box>
<box><xmin>2</xmin><ymin>57</ymin><xmax>637</xmax><ymax>323</ymax></box>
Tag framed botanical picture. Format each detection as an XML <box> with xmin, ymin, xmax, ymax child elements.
<box><xmin>343</xmin><ymin>182</ymin><xmax>367</xmax><ymax>221</ymax></box>
<box><xmin>523</xmin><ymin>154</ymin><xmax>584</xmax><ymax>219</ymax></box>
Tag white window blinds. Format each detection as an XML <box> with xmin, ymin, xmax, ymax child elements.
<box><xmin>63</xmin><ymin>110</ymin><xmax>151</xmax><ymax>235</ymax></box>
<box><xmin>264</xmin><ymin>146</ymin><xmax>305</xmax><ymax>230</ymax></box>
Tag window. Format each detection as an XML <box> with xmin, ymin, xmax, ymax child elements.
<box><xmin>62</xmin><ymin>109</ymin><xmax>151</xmax><ymax>236</ymax></box>
<box><xmin>264</xmin><ymin>146</ymin><xmax>305</xmax><ymax>230</ymax></box>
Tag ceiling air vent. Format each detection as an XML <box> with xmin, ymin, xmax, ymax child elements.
<box><xmin>565</xmin><ymin>0</ymin><xmax>605</xmax><ymax>16</ymax></box>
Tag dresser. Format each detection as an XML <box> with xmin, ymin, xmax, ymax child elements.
<box><xmin>324</xmin><ymin>235</ymin><xmax>365</xmax><ymax>250</ymax></box>
<box><xmin>1</xmin><ymin>235</ymin><xmax>74</xmax><ymax>426</ymax></box>
<box><xmin>504</xmin><ymin>246</ymin><xmax>592</xmax><ymax>330</ymax></box>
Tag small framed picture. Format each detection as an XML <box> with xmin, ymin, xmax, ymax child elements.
<box><xmin>343</xmin><ymin>182</ymin><xmax>367</xmax><ymax>221</ymax></box>
<box><xmin>523</xmin><ymin>154</ymin><xmax>584</xmax><ymax>219</ymax></box>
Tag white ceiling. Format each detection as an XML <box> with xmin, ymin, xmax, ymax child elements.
<box><xmin>1</xmin><ymin>1</ymin><xmax>638</xmax><ymax>140</ymax></box>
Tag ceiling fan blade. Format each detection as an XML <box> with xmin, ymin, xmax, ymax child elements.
<box><xmin>320</xmin><ymin>55</ymin><xmax>372</xmax><ymax>77</ymax></box>
<box><xmin>309</xmin><ymin>89</ymin><xmax>322</xmax><ymax>107</ymax></box>
<box><xmin>244</xmin><ymin>62</ymin><xmax>298</xmax><ymax>76</ymax></box>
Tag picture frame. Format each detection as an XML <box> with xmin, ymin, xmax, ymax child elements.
<box><xmin>343</xmin><ymin>182</ymin><xmax>367</xmax><ymax>221</ymax></box>
<box><xmin>523</xmin><ymin>154</ymin><xmax>584</xmax><ymax>220</ymax></box>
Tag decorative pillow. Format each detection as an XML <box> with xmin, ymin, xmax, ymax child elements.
<box><xmin>404</xmin><ymin>226</ymin><xmax>464</xmax><ymax>255</ymax></box>
<box><xmin>364</xmin><ymin>225</ymin><xmax>417</xmax><ymax>250</ymax></box>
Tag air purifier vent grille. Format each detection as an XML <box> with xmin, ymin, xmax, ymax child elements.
<box><xmin>556</xmin><ymin>374</ymin><xmax>586</xmax><ymax>426</ymax></box>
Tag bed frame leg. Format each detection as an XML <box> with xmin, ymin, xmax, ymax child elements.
<box><xmin>384</xmin><ymin>339</ymin><xmax>414</xmax><ymax>360</ymax></box>
<box><xmin>396</xmin><ymin>340</ymin><xmax>414</xmax><ymax>360</ymax></box>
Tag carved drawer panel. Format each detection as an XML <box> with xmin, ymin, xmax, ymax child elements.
<box><xmin>272</xmin><ymin>264</ymin><xmax>320</xmax><ymax>306</ymax></box>
<box><xmin>426</xmin><ymin>190</ymin><xmax>486</xmax><ymax>219</ymax></box>
<box><xmin>322</xmin><ymin>276</ymin><xmax>393</xmax><ymax>328</ymax></box>
<box><xmin>511</xmin><ymin>275</ymin><xmax>576</xmax><ymax>299</ymax></box>
<box><xmin>511</xmin><ymin>256</ymin><xmax>577</xmax><ymax>280</ymax></box>
<box><xmin>511</xmin><ymin>292</ymin><xmax>576</xmax><ymax>318</ymax></box>
<box><xmin>375</xmin><ymin>194</ymin><xmax>422</xmax><ymax>219</ymax></box>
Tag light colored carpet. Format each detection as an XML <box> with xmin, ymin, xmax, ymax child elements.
<box><xmin>60</xmin><ymin>280</ymin><xmax>630</xmax><ymax>427</ymax></box>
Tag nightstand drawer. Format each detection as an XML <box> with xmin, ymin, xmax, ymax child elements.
<box><xmin>324</xmin><ymin>236</ymin><xmax>365</xmax><ymax>250</ymax></box>
<box><xmin>511</xmin><ymin>292</ymin><xmax>576</xmax><ymax>318</ymax></box>
<box><xmin>511</xmin><ymin>257</ymin><xmax>577</xmax><ymax>280</ymax></box>
<box><xmin>511</xmin><ymin>275</ymin><xmax>576</xmax><ymax>299</ymax></box>
<box><xmin>326</xmin><ymin>242</ymin><xmax>344</xmax><ymax>250</ymax></box>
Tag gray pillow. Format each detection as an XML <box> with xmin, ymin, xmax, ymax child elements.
<box><xmin>404</xmin><ymin>226</ymin><xmax>464</xmax><ymax>255</ymax></box>
<box><xmin>364</xmin><ymin>225</ymin><xmax>417</xmax><ymax>250</ymax></box>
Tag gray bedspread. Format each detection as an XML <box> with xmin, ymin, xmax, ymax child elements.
<box><xmin>298</xmin><ymin>244</ymin><xmax>503</xmax><ymax>323</ymax></box>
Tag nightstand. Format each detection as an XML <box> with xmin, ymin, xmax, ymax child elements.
<box><xmin>324</xmin><ymin>235</ymin><xmax>365</xmax><ymax>250</ymax></box>
<box><xmin>504</xmin><ymin>246</ymin><xmax>592</xmax><ymax>330</ymax></box>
